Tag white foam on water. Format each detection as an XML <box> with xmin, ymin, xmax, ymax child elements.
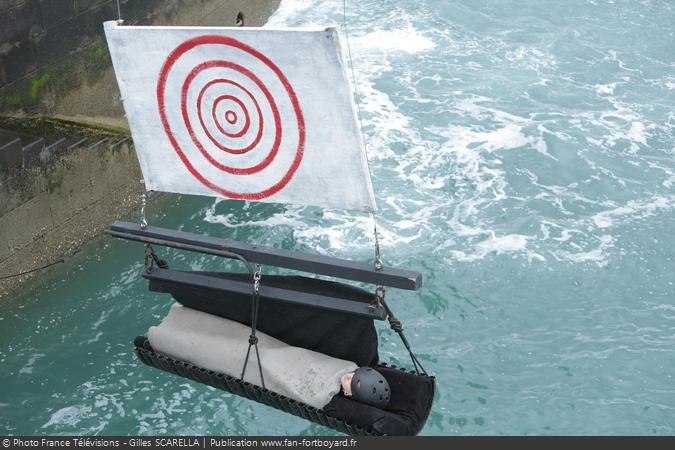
<box><xmin>254</xmin><ymin>0</ymin><xmax>674</xmax><ymax>272</ymax></box>
<box><xmin>604</xmin><ymin>49</ymin><xmax>639</xmax><ymax>73</ymax></box>
<box><xmin>644</xmin><ymin>159</ymin><xmax>675</xmax><ymax>189</ymax></box>
<box><xmin>449</xmin><ymin>97</ymin><xmax>553</xmax><ymax>159</ymax></box>
<box><xmin>450</xmin><ymin>232</ymin><xmax>545</xmax><ymax>263</ymax></box>
<box><xmin>455</xmin><ymin>123</ymin><xmax>528</xmax><ymax>152</ymax></box>
<box><xmin>395</xmin><ymin>90</ymin><xmax>565</xmax><ymax>262</ymax></box>
<box><xmin>351</xmin><ymin>27</ymin><xmax>436</xmax><ymax>53</ymax></box>
<box><xmin>574</xmin><ymin>84</ymin><xmax>660</xmax><ymax>155</ymax></box>
<box><xmin>18</xmin><ymin>352</ymin><xmax>45</xmax><ymax>375</ymax></box>
<box><xmin>265</xmin><ymin>0</ymin><xmax>314</xmax><ymax>27</ymax></box>
<box><xmin>626</xmin><ymin>122</ymin><xmax>647</xmax><ymax>146</ymax></box>
<box><xmin>539</xmin><ymin>192</ymin><xmax>674</xmax><ymax>267</ymax></box>
<box><xmin>591</xmin><ymin>196</ymin><xmax>673</xmax><ymax>229</ymax></box>
<box><xmin>540</xmin><ymin>221</ymin><xmax>581</xmax><ymax>243</ymax></box>
<box><xmin>555</xmin><ymin>234</ymin><xmax>615</xmax><ymax>267</ymax></box>
<box><xmin>594</xmin><ymin>83</ymin><xmax>618</xmax><ymax>95</ymax></box>
<box><xmin>91</xmin><ymin>310</ymin><xmax>109</xmax><ymax>331</ymax></box>
<box><xmin>255</xmin><ymin>0</ymin><xmax>441</xmax><ymax>256</ymax></box>
<box><xmin>41</xmin><ymin>405</ymin><xmax>92</xmax><ymax>429</ymax></box>
<box><xmin>505</xmin><ymin>46</ymin><xmax>557</xmax><ymax>71</ymax></box>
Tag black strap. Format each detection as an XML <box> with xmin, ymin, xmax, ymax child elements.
<box><xmin>144</xmin><ymin>244</ymin><xmax>169</xmax><ymax>272</ymax></box>
<box><xmin>240</xmin><ymin>265</ymin><xmax>265</xmax><ymax>389</ymax></box>
<box><xmin>377</xmin><ymin>287</ymin><xmax>427</xmax><ymax>376</ymax></box>
<box><xmin>141</xmin><ymin>242</ymin><xmax>266</xmax><ymax>388</ymax></box>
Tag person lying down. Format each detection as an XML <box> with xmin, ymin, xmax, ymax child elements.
<box><xmin>148</xmin><ymin>303</ymin><xmax>391</xmax><ymax>410</ymax></box>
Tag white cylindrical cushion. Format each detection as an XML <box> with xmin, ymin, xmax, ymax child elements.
<box><xmin>148</xmin><ymin>303</ymin><xmax>358</xmax><ymax>410</ymax></box>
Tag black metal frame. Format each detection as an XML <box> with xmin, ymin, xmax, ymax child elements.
<box><xmin>144</xmin><ymin>268</ymin><xmax>387</xmax><ymax>320</ymax></box>
<box><xmin>106</xmin><ymin>221</ymin><xmax>422</xmax><ymax>290</ymax></box>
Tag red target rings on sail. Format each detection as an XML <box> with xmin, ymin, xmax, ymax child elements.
<box><xmin>156</xmin><ymin>35</ymin><xmax>305</xmax><ymax>200</ymax></box>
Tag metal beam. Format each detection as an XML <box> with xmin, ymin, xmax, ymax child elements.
<box><xmin>144</xmin><ymin>268</ymin><xmax>387</xmax><ymax>320</ymax></box>
<box><xmin>106</xmin><ymin>221</ymin><xmax>422</xmax><ymax>290</ymax></box>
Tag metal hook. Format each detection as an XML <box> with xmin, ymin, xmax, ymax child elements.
<box><xmin>140</xmin><ymin>179</ymin><xmax>148</xmax><ymax>229</ymax></box>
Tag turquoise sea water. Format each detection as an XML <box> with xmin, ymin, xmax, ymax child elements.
<box><xmin>1</xmin><ymin>0</ymin><xmax>674</xmax><ymax>435</ymax></box>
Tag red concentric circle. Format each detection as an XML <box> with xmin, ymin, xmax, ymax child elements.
<box><xmin>157</xmin><ymin>35</ymin><xmax>305</xmax><ymax>200</ymax></box>
<box><xmin>198</xmin><ymin>78</ymin><xmax>262</xmax><ymax>150</ymax></box>
<box><xmin>185</xmin><ymin>60</ymin><xmax>279</xmax><ymax>172</ymax></box>
<box><xmin>224</xmin><ymin>110</ymin><xmax>237</xmax><ymax>125</ymax></box>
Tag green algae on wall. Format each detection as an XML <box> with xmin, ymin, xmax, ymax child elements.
<box><xmin>0</xmin><ymin>39</ymin><xmax>112</xmax><ymax>114</ymax></box>
<box><xmin>1</xmin><ymin>0</ymin><xmax>281</xmax><ymax>118</ymax></box>
<box><xmin>28</xmin><ymin>73</ymin><xmax>51</xmax><ymax>104</ymax></box>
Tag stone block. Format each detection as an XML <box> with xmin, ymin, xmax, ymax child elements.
<box><xmin>87</xmin><ymin>137</ymin><xmax>108</xmax><ymax>151</ymax></box>
<box><xmin>42</xmin><ymin>137</ymin><xmax>66</xmax><ymax>163</ymax></box>
<box><xmin>37</xmin><ymin>0</ymin><xmax>74</xmax><ymax>29</ymax></box>
<box><xmin>0</xmin><ymin>128</ymin><xmax>20</xmax><ymax>144</ymax></box>
<box><xmin>21</xmin><ymin>137</ymin><xmax>45</xmax><ymax>167</ymax></box>
<box><xmin>109</xmin><ymin>137</ymin><xmax>128</xmax><ymax>152</ymax></box>
<box><xmin>67</xmin><ymin>137</ymin><xmax>88</xmax><ymax>152</ymax></box>
<box><xmin>0</xmin><ymin>192</ymin><xmax>53</xmax><ymax>260</ymax></box>
<box><xmin>0</xmin><ymin>37</ymin><xmax>37</xmax><ymax>83</ymax></box>
<box><xmin>0</xmin><ymin>137</ymin><xmax>22</xmax><ymax>170</ymax></box>
<box><xmin>0</xmin><ymin>0</ymin><xmax>42</xmax><ymax>41</ymax></box>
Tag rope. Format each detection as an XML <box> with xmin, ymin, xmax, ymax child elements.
<box><xmin>115</xmin><ymin>0</ymin><xmax>122</xmax><ymax>22</ymax></box>
<box><xmin>143</xmin><ymin>244</ymin><xmax>168</xmax><ymax>272</ymax></box>
<box><xmin>240</xmin><ymin>264</ymin><xmax>265</xmax><ymax>389</ymax></box>
<box><xmin>133</xmin><ymin>174</ymin><xmax>264</xmax><ymax>385</ymax></box>
<box><xmin>341</xmin><ymin>0</ymin><xmax>368</xmax><ymax>157</ymax></box>
<box><xmin>341</xmin><ymin>0</ymin><xmax>384</xmax><ymax>270</ymax></box>
<box><xmin>376</xmin><ymin>287</ymin><xmax>427</xmax><ymax>376</ymax></box>
<box><xmin>341</xmin><ymin>4</ymin><xmax>426</xmax><ymax>378</ymax></box>
<box><xmin>0</xmin><ymin>259</ymin><xmax>64</xmax><ymax>280</ymax></box>
<box><xmin>140</xmin><ymin>240</ymin><xmax>266</xmax><ymax>388</ymax></box>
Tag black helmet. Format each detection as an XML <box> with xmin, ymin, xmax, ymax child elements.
<box><xmin>351</xmin><ymin>367</ymin><xmax>390</xmax><ymax>408</ymax></box>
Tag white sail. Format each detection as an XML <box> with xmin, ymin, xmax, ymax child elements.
<box><xmin>104</xmin><ymin>22</ymin><xmax>376</xmax><ymax>212</ymax></box>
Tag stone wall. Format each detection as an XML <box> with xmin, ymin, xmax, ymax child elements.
<box><xmin>0</xmin><ymin>0</ymin><xmax>280</xmax><ymax>119</ymax></box>
<box><xmin>0</xmin><ymin>118</ymin><xmax>141</xmax><ymax>298</ymax></box>
<box><xmin>0</xmin><ymin>0</ymin><xmax>280</xmax><ymax>299</ymax></box>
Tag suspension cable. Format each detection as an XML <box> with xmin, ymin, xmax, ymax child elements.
<box><xmin>134</xmin><ymin>228</ymin><xmax>265</xmax><ymax>386</ymax></box>
<box><xmin>376</xmin><ymin>287</ymin><xmax>427</xmax><ymax>375</ymax></box>
<box><xmin>372</xmin><ymin>216</ymin><xmax>383</xmax><ymax>270</ymax></box>
<box><xmin>139</xmin><ymin>179</ymin><xmax>148</xmax><ymax>229</ymax></box>
<box><xmin>341</xmin><ymin>0</ymin><xmax>384</xmax><ymax>270</ymax></box>
<box><xmin>240</xmin><ymin>263</ymin><xmax>266</xmax><ymax>389</ymax></box>
<box><xmin>341</xmin><ymin>0</ymin><xmax>367</xmax><ymax>155</ymax></box>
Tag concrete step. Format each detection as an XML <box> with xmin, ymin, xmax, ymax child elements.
<box><xmin>0</xmin><ymin>129</ymin><xmax>22</xmax><ymax>147</ymax></box>
<box><xmin>22</xmin><ymin>137</ymin><xmax>46</xmax><ymax>167</ymax></box>
<box><xmin>0</xmin><ymin>137</ymin><xmax>22</xmax><ymax>169</ymax></box>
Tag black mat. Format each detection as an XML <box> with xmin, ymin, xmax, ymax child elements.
<box><xmin>134</xmin><ymin>338</ymin><xmax>434</xmax><ymax>436</ymax></box>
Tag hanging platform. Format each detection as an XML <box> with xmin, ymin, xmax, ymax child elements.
<box><xmin>107</xmin><ymin>221</ymin><xmax>434</xmax><ymax>434</ymax></box>
<box><xmin>134</xmin><ymin>337</ymin><xmax>435</xmax><ymax>436</ymax></box>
